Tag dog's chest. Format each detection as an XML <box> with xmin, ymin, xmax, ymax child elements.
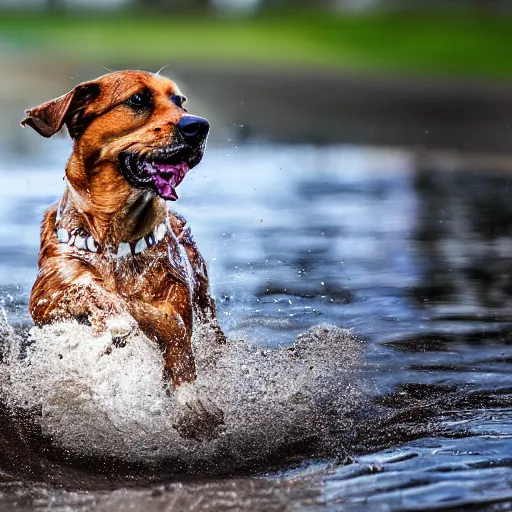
<box><xmin>106</xmin><ymin>235</ymin><xmax>192</xmax><ymax>302</ymax></box>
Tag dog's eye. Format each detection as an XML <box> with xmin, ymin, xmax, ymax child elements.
<box><xmin>171</xmin><ymin>94</ymin><xmax>187</xmax><ymax>111</ymax></box>
<box><xmin>125</xmin><ymin>90</ymin><xmax>152</xmax><ymax>110</ymax></box>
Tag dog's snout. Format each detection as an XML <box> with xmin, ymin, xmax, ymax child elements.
<box><xmin>177</xmin><ymin>115</ymin><xmax>210</xmax><ymax>144</ymax></box>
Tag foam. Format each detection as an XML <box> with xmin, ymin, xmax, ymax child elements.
<box><xmin>0</xmin><ymin>313</ymin><xmax>363</xmax><ymax>469</ymax></box>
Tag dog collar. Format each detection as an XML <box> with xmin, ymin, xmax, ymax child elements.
<box><xmin>55</xmin><ymin>222</ymin><xmax>169</xmax><ymax>258</ymax></box>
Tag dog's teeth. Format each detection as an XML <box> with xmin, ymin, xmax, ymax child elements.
<box><xmin>57</xmin><ymin>228</ymin><xmax>70</xmax><ymax>243</ymax></box>
<box><xmin>87</xmin><ymin>236</ymin><xmax>98</xmax><ymax>253</ymax></box>
<box><xmin>134</xmin><ymin>238</ymin><xmax>147</xmax><ymax>254</ymax></box>
<box><xmin>117</xmin><ymin>243</ymin><xmax>131</xmax><ymax>258</ymax></box>
<box><xmin>74</xmin><ymin>234</ymin><xmax>86</xmax><ymax>250</ymax></box>
<box><xmin>68</xmin><ymin>234</ymin><xmax>76</xmax><ymax>246</ymax></box>
<box><xmin>146</xmin><ymin>233</ymin><xmax>155</xmax><ymax>247</ymax></box>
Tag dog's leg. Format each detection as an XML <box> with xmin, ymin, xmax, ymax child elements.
<box><xmin>127</xmin><ymin>299</ymin><xmax>196</xmax><ymax>387</ymax></box>
<box><xmin>30</xmin><ymin>260</ymin><xmax>130</xmax><ymax>330</ymax></box>
<box><xmin>128</xmin><ymin>300</ymin><xmax>224</xmax><ymax>440</ymax></box>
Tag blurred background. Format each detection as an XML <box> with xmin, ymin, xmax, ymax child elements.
<box><xmin>1</xmin><ymin>0</ymin><xmax>512</xmax><ymax>155</ymax></box>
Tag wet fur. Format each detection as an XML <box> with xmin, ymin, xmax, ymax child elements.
<box><xmin>22</xmin><ymin>71</ymin><xmax>225</xmax><ymax>389</ymax></box>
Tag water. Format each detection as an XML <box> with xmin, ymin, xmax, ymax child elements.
<box><xmin>0</xmin><ymin>140</ymin><xmax>511</xmax><ymax>511</ymax></box>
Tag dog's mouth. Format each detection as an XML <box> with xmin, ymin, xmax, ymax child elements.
<box><xmin>118</xmin><ymin>145</ymin><xmax>202</xmax><ymax>201</ymax></box>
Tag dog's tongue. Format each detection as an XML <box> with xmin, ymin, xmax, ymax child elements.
<box><xmin>152</xmin><ymin>174</ymin><xmax>179</xmax><ymax>201</ymax></box>
<box><xmin>150</xmin><ymin>162</ymin><xmax>189</xmax><ymax>201</ymax></box>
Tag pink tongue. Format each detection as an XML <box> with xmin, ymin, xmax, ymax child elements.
<box><xmin>150</xmin><ymin>162</ymin><xmax>189</xmax><ymax>201</ymax></box>
<box><xmin>153</xmin><ymin>174</ymin><xmax>178</xmax><ymax>200</ymax></box>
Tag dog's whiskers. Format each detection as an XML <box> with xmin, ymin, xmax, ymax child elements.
<box><xmin>155</xmin><ymin>64</ymin><xmax>169</xmax><ymax>76</ymax></box>
<box><xmin>100</xmin><ymin>64</ymin><xmax>115</xmax><ymax>74</ymax></box>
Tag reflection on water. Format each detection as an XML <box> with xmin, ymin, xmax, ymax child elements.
<box><xmin>0</xmin><ymin>142</ymin><xmax>511</xmax><ymax>510</ymax></box>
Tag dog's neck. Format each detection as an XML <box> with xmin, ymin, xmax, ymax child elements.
<box><xmin>60</xmin><ymin>159</ymin><xmax>168</xmax><ymax>249</ymax></box>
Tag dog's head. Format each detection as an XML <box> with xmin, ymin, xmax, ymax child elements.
<box><xmin>21</xmin><ymin>70</ymin><xmax>209</xmax><ymax>201</ymax></box>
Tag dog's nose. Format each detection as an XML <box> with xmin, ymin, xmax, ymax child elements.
<box><xmin>176</xmin><ymin>115</ymin><xmax>210</xmax><ymax>144</ymax></box>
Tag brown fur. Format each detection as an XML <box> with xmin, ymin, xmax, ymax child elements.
<box><xmin>22</xmin><ymin>71</ymin><xmax>225</xmax><ymax>389</ymax></box>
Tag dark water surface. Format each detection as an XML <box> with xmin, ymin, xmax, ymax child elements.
<box><xmin>0</xmin><ymin>141</ymin><xmax>511</xmax><ymax>511</ymax></box>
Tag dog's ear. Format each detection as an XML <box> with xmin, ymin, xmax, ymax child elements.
<box><xmin>21</xmin><ymin>82</ymin><xmax>100</xmax><ymax>138</ymax></box>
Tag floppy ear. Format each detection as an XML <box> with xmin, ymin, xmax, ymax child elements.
<box><xmin>21</xmin><ymin>82</ymin><xmax>100</xmax><ymax>138</ymax></box>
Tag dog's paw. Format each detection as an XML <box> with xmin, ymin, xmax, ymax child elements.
<box><xmin>172</xmin><ymin>384</ymin><xmax>225</xmax><ymax>441</ymax></box>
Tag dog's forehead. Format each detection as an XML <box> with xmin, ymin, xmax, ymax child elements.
<box><xmin>96</xmin><ymin>71</ymin><xmax>180</xmax><ymax>99</ymax></box>
<box><xmin>148</xmin><ymin>73</ymin><xmax>181</xmax><ymax>95</ymax></box>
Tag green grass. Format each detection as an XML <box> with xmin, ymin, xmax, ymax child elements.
<box><xmin>1</xmin><ymin>11</ymin><xmax>512</xmax><ymax>78</ymax></box>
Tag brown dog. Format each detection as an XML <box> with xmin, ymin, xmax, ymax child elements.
<box><xmin>21</xmin><ymin>70</ymin><xmax>225</xmax><ymax>438</ymax></box>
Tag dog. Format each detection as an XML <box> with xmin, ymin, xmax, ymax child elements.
<box><xmin>21</xmin><ymin>70</ymin><xmax>226</xmax><ymax>439</ymax></box>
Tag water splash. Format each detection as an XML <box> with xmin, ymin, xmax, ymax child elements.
<box><xmin>0</xmin><ymin>314</ymin><xmax>364</xmax><ymax>474</ymax></box>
